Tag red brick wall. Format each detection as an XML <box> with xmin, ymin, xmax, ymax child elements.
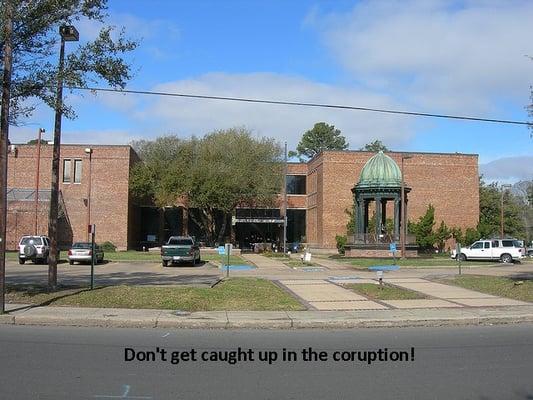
<box><xmin>7</xmin><ymin>144</ymin><xmax>135</xmax><ymax>250</ymax></box>
<box><xmin>307</xmin><ymin>151</ymin><xmax>479</xmax><ymax>249</ymax></box>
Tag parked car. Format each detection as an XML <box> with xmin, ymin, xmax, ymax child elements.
<box><xmin>161</xmin><ymin>236</ymin><xmax>200</xmax><ymax>267</ymax></box>
<box><xmin>18</xmin><ymin>235</ymin><xmax>51</xmax><ymax>264</ymax></box>
<box><xmin>451</xmin><ymin>239</ymin><xmax>526</xmax><ymax>263</ymax></box>
<box><xmin>67</xmin><ymin>242</ymin><xmax>104</xmax><ymax>265</ymax></box>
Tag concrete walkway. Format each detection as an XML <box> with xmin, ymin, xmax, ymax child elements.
<box><xmin>387</xmin><ymin>278</ymin><xmax>529</xmax><ymax>307</ymax></box>
<box><xmin>276</xmin><ymin>276</ymin><xmax>530</xmax><ymax>311</ymax></box>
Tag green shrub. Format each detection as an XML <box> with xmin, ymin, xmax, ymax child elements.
<box><xmin>100</xmin><ymin>241</ymin><xmax>117</xmax><ymax>252</ymax></box>
<box><xmin>335</xmin><ymin>235</ymin><xmax>347</xmax><ymax>255</ymax></box>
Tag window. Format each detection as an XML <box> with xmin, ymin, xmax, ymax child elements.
<box><xmin>484</xmin><ymin>242</ymin><xmax>490</xmax><ymax>249</ymax></box>
<box><xmin>62</xmin><ymin>159</ymin><xmax>72</xmax><ymax>183</ymax></box>
<box><xmin>471</xmin><ymin>242</ymin><xmax>483</xmax><ymax>249</ymax></box>
<box><xmin>492</xmin><ymin>240</ymin><xmax>499</xmax><ymax>248</ymax></box>
<box><xmin>74</xmin><ymin>159</ymin><xmax>82</xmax><ymax>183</ymax></box>
<box><xmin>168</xmin><ymin>238</ymin><xmax>193</xmax><ymax>245</ymax></box>
<box><xmin>286</xmin><ymin>175</ymin><xmax>306</xmax><ymax>194</ymax></box>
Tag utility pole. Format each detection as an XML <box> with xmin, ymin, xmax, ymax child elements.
<box><xmin>0</xmin><ymin>0</ymin><xmax>14</xmax><ymax>314</ymax></box>
<box><xmin>34</xmin><ymin>128</ymin><xmax>45</xmax><ymax>234</ymax></box>
<box><xmin>48</xmin><ymin>25</ymin><xmax>78</xmax><ymax>290</ymax></box>
<box><xmin>400</xmin><ymin>155</ymin><xmax>412</xmax><ymax>260</ymax></box>
<box><xmin>282</xmin><ymin>142</ymin><xmax>288</xmax><ymax>254</ymax></box>
<box><xmin>500</xmin><ymin>184</ymin><xmax>512</xmax><ymax>238</ymax></box>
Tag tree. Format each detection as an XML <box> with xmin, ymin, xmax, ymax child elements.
<box><xmin>1</xmin><ymin>0</ymin><xmax>138</xmax><ymax>124</ymax></box>
<box><xmin>410</xmin><ymin>204</ymin><xmax>436</xmax><ymax>251</ymax></box>
<box><xmin>478</xmin><ymin>178</ymin><xmax>525</xmax><ymax>239</ymax></box>
<box><xmin>359</xmin><ymin>140</ymin><xmax>389</xmax><ymax>152</ymax></box>
<box><xmin>434</xmin><ymin>221</ymin><xmax>451</xmax><ymax>252</ymax></box>
<box><xmin>288</xmin><ymin>122</ymin><xmax>348</xmax><ymax>161</ymax></box>
<box><xmin>130</xmin><ymin>128</ymin><xmax>284</xmax><ymax>245</ymax></box>
<box><xmin>26</xmin><ymin>138</ymin><xmax>47</xmax><ymax>145</ymax></box>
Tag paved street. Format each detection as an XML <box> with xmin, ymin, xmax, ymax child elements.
<box><xmin>1</xmin><ymin>324</ymin><xmax>532</xmax><ymax>399</ymax></box>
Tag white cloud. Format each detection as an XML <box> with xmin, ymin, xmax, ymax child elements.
<box><xmin>479</xmin><ymin>156</ymin><xmax>533</xmax><ymax>182</ymax></box>
<box><xmin>311</xmin><ymin>0</ymin><xmax>533</xmax><ymax>115</ymax></box>
<box><xmin>137</xmin><ymin>72</ymin><xmax>416</xmax><ymax>149</ymax></box>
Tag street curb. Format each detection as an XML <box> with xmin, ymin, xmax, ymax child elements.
<box><xmin>2</xmin><ymin>309</ymin><xmax>533</xmax><ymax>329</ymax></box>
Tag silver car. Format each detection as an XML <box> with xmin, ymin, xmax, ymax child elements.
<box><xmin>68</xmin><ymin>242</ymin><xmax>104</xmax><ymax>265</ymax></box>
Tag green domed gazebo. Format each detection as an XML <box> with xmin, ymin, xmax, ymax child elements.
<box><xmin>351</xmin><ymin>151</ymin><xmax>410</xmax><ymax>243</ymax></box>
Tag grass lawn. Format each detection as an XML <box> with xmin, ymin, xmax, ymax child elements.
<box><xmin>5</xmin><ymin>278</ymin><xmax>305</xmax><ymax>311</ymax></box>
<box><xmin>328</xmin><ymin>255</ymin><xmax>498</xmax><ymax>269</ymax></box>
<box><xmin>435</xmin><ymin>275</ymin><xmax>533</xmax><ymax>303</ymax></box>
<box><xmin>344</xmin><ymin>283</ymin><xmax>428</xmax><ymax>300</ymax></box>
<box><xmin>286</xmin><ymin>260</ymin><xmax>320</xmax><ymax>268</ymax></box>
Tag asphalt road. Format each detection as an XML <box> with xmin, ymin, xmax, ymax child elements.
<box><xmin>1</xmin><ymin>324</ymin><xmax>532</xmax><ymax>399</ymax></box>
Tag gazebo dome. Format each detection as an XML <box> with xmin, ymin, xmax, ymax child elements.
<box><xmin>357</xmin><ymin>151</ymin><xmax>402</xmax><ymax>188</ymax></box>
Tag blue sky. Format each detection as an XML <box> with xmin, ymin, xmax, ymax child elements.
<box><xmin>12</xmin><ymin>0</ymin><xmax>533</xmax><ymax>182</ymax></box>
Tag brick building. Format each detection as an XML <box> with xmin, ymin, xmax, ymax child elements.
<box><xmin>5</xmin><ymin>144</ymin><xmax>479</xmax><ymax>252</ymax></box>
<box><xmin>6</xmin><ymin>143</ymin><xmax>139</xmax><ymax>251</ymax></box>
<box><xmin>299</xmin><ymin>150</ymin><xmax>479</xmax><ymax>249</ymax></box>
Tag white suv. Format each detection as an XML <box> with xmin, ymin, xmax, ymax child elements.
<box><xmin>451</xmin><ymin>239</ymin><xmax>525</xmax><ymax>263</ymax></box>
<box><xmin>18</xmin><ymin>235</ymin><xmax>51</xmax><ymax>264</ymax></box>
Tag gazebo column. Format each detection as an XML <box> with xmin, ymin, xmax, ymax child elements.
<box><xmin>381</xmin><ymin>198</ymin><xmax>387</xmax><ymax>228</ymax></box>
<box><xmin>364</xmin><ymin>199</ymin><xmax>369</xmax><ymax>234</ymax></box>
<box><xmin>375</xmin><ymin>196</ymin><xmax>382</xmax><ymax>238</ymax></box>
<box><xmin>355</xmin><ymin>196</ymin><xmax>364</xmax><ymax>235</ymax></box>
<box><xmin>394</xmin><ymin>198</ymin><xmax>400</xmax><ymax>240</ymax></box>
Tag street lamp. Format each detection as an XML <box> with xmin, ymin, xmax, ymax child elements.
<box><xmin>48</xmin><ymin>25</ymin><xmax>79</xmax><ymax>289</ymax></box>
<box><xmin>400</xmin><ymin>155</ymin><xmax>413</xmax><ymax>259</ymax></box>
<box><xmin>500</xmin><ymin>184</ymin><xmax>512</xmax><ymax>238</ymax></box>
<box><xmin>34</xmin><ymin>128</ymin><xmax>45</xmax><ymax>235</ymax></box>
<box><xmin>85</xmin><ymin>148</ymin><xmax>93</xmax><ymax>241</ymax></box>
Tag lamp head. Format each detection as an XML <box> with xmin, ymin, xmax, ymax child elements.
<box><xmin>59</xmin><ymin>25</ymin><xmax>79</xmax><ymax>41</ymax></box>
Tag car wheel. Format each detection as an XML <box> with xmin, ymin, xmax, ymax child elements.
<box><xmin>500</xmin><ymin>253</ymin><xmax>512</xmax><ymax>264</ymax></box>
<box><xmin>69</xmin><ymin>260</ymin><xmax>74</xmax><ymax>265</ymax></box>
<box><xmin>458</xmin><ymin>253</ymin><xmax>467</xmax><ymax>262</ymax></box>
<box><xmin>18</xmin><ymin>258</ymin><xmax>25</xmax><ymax>265</ymax></box>
<box><xmin>162</xmin><ymin>260</ymin><xmax>168</xmax><ymax>267</ymax></box>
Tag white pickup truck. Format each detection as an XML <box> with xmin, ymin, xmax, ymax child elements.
<box><xmin>451</xmin><ymin>239</ymin><xmax>526</xmax><ymax>263</ymax></box>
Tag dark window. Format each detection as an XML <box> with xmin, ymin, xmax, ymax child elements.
<box><xmin>74</xmin><ymin>159</ymin><xmax>82</xmax><ymax>183</ymax></box>
<box><xmin>62</xmin><ymin>159</ymin><xmax>71</xmax><ymax>183</ymax></box>
<box><xmin>471</xmin><ymin>242</ymin><xmax>483</xmax><ymax>249</ymax></box>
<box><xmin>492</xmin><ymin>241</ymin><xmax>499</xmax><ymax>248</ymax></box>
<box><xmin>72</xmin><ymin>242</ymin><xmax>92</xmax><ymax>249</ymax></box>
<box><xmin>484</xmin><ymin>242</ymin><xmax>490</xmax><ymax>249</ymax></box>
<box><xmin>168</xmin><ymin>238</ymin><xmax>193</xmax><ymax>245</ymax></box>
<box><xmin>287</xmin><ymin>209</ymin><xmax>306</xmax><ymax>243</ymax></box>
<box><xmin>501</xmin><ymin>240</ymin><xmax>514</xmax><ymax>247</ymax></box>
<box><xmin>286</xmin><ymin>175</ymin><xmax>306</xmax><ymax>195</ymax></box>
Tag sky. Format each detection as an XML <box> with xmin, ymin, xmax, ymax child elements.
<box><xmin>10</xmin><ymin>0</ymin><xmax>533</xmax><ymax>183</ymax></box>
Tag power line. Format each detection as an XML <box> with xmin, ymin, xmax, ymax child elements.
<box><xmin>68</xmin><ymin>85</ymin><xmax>533</xmax><ymax>127</ymax></box>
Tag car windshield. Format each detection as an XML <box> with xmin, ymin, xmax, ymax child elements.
<box><xmin>21</xmin><ymin>237</ymin><xmax>43</xmax><ymax>245</ymax></box>
<box><xmin>72</xmin><ymin>243</ymin><xmax>92</xmax><ymax>249</ymax></box>
<box><xmin>168</xmin><ymin>238</ymin><xmax>193</xmax><ymax>245</ymax></box>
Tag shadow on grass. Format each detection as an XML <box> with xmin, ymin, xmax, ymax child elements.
<box><xmin>6</xmin><ymin>270</ymin><xmax>221</xmax><ymax>287</ymax></box>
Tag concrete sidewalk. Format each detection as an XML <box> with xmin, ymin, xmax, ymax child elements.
<box><xmin>1</xmin><ymin>303</ymin><xmax>533</xmax><ymax>329</ymax></box>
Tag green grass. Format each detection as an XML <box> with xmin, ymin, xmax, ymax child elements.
<box><xmin>435</xmin><ymin>275</ymin><xmax>533</xmax><ymax>302</ymax></box>
<box><xmin>286</xmin><ymin>260</ymin><xmax>319</xmax><ymax>268</ymax></box>
<box><xmin>5</xmin><ymin>278</ymin><xmax>305</xmax><ymax>311</ymax></box>
<box><xmin>262</xmin><ymin>252</ymin><xmax>290</xmax><ymax>259</ymax></box>
<box><xmin>344</xmin><ymin>283</ymin><xmax>428</xmax><ymax>300</ymax></box>
<box><xmin>328</xmin><ymin>255</ymin><xmax>498</xmax><ymax>269</ymax></box>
